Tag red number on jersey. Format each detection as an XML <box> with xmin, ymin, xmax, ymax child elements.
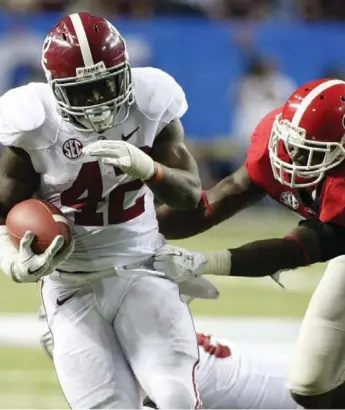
<box><xmin>197</xmin><ymin>333</ymin><xmax>231</xmax><ymax>359</ymax></box>
<box><xmin>61</xmin><ymin>161</ymin><xmax>145</xmax><ymax>226</ymax></box>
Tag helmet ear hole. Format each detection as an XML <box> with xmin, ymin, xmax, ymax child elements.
<box><xmin>62</xmin><ymin>32</ymin><xmax>67</xmax><ymax>41</ymax></box>
<box><xmin>93</xmin><ymin>24</ymin><xmax>99</xmax><ymax>33</ymax></box>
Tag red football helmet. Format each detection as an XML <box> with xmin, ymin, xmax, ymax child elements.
<box><xmin>41</xmin><ymin>12</ymin><xmax>134</xmax><ymax>133</ymax></box>
<box><xmin>269</xmin><ymin>78</ymin><xmax>345</xmax><ymax>188</ymax></box>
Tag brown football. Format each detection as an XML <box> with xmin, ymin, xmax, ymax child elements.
<box><xmin>6</xmin><ymin>199</ymin><xmax>72</xmax><ymax>254</ymax></box>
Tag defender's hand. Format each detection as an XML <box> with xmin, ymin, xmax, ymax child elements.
<box><xmin>154</xmin><ymin>244</ymin><xmax>285</xmax><ymax>289</ymax></box>
<box><xmin>83</xmin><ymin>140</ymin><xmax>155</xmax><ymax>181</ymax></box>
<box><xmin>153</xmin><ymin>244</ymin><xmax>207</xmax><ymax>283</ymax></box>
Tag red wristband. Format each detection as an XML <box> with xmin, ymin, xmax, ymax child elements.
<box><xmin>201</xmin><ymin>190</ymin><xmax>214</xmax><ymax>216</ymax></box>
<box><xmin>145</xmin><ymin>162</ymin><xmax>164</xmax><ymax>185</ymax></box>
<box><xmin>284</xmin><ymin>234</ymin><xmax>310</xmax><ymax>266</ymax></box>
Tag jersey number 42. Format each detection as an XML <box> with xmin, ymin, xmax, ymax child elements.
<box><xmin>60</xmin><ymin>161</ymin><xmax>145</xmax><ymax>226</ymax></box>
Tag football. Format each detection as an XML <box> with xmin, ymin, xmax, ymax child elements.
<box><xmin>6</xmin><ymin>199</ymin><xmax>72</xmax><ymax>254</ymax></box>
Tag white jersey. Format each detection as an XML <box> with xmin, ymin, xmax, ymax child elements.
<box><xmin>197</xmin><ymin>333</ymin><xmax>299</xmax><ymax>409</ymax></box>
<box><xmin>0</xmin><ymin>67</ymin><xmax>187</xmax><ymax>272</ymax></box>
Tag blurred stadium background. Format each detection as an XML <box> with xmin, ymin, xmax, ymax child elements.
<box><xmin>0</xmin><ymin>0</ymin><xmax>344</xmax><ymax>407</ymax></box>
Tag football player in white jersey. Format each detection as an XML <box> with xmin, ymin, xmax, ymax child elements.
<box><xmin>0</xmin><ymin>12</ymin><xmax>204</xmax><ymax>409</ymax></box>
<box><xmin>38</xmin><ymin>307</ymin><xmax>299</xmax><ymax>409</ymax></box>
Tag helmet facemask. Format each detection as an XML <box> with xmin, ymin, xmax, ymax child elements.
<box><xmin>269</xmin><ymin>114</ymin><xmax>345</xmax><ymax>188</ymax></box>
<box><xmin>50</xmin><ymin>61</ymin><xmax>134</xmax><ymax>133</ymax></box>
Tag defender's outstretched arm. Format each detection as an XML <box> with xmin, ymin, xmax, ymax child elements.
<box><xmin>156</xmin><ymin>165</ymin><xmax>265</xmax><ymax>239</ymax></box>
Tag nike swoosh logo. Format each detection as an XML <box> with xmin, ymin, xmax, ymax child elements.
<box><xmin>56</xmin><ymin>291</ymin><xmax>78</xmax><ymax>306</ymax></box>
<box><xmin>122</xmin><ymin>126</ymin><xmax>139</xmax><ymax>141</ymax></box>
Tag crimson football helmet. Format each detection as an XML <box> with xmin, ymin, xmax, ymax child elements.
<box><xmin>269</xmin><ymin>78</ymin><xmax>345</xmax><ymax>188</ymax></box>
<box><xmin>42</xmin><ymin>12</ymin><xmax>134</xmax><ymax>133</ymax></box>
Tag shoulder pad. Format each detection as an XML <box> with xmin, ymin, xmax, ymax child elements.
<box><xmin>246</xmin><ymin>107</ymin><xmax>282</xmax><ymax>187</ymax></box>
<box><xmin>133</xmin><ymin>67</ymin><xmax>188</xmax><ymax>123</ymax></box>
<box><xmin>0</xmin><ymin>83</ymin><xmax>48</xmax><ymax>149</ymax></box>
<box><xmin>319</xmin><ymin>166</ymin><xmax>345</xmax><ymax>226</ymax></box>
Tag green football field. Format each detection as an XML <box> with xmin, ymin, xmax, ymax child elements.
<box><xmin>0</xmin><ymin>208</ymin><xmax>325</xmax><ymax>408</ymax></box>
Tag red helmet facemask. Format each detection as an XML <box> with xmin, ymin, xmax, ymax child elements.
<box><xmin>269</xmin><ymin>79</ymin><xmax>345</xmax><ymax>188</ymax></box>
<box><xmin>42</xmin><ymin>13</ymin><xmax>134</xmax><ymax>133</ymax></box>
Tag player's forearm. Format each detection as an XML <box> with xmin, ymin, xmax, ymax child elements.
<box><xmin>156</xmin><ymin>176</ymin><xmax>264</xmax><ymax>241</ymax></box>
<box><xmin>207</xmin><ymin>219</ymin><xmax>345</xmax><ymax>278</ymax></box>
<box><xmin>199</xmin><ymin>238</ymin><xmax>308</xmax><ymax>279</ymax></box>
<box><xmin>203</xmin><ymin>225</ymin><xmax>322</xmax><ymax>278</ymax></box>
<box><xmin>147</xmin><ymin>163</ymin><xmax>201</xmax><ymax>210</ymax></box>
<box><xmin>229</xmin><ymin>237</ymin><xmax>314</xmax><ymax>277</ymax></box>
<box><xmin>156</xmin><ymin>191</ymin><xmax>215</xmax><ymax>239</ymax></box>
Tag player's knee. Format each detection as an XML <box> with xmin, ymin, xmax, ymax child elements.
<box><xmin>288</xmin><ymin>364</ymin><xmax>330</xmax><ymax>397</ymax></box>
<box><xmin>289</xmin><ymin>371</ymin><xmax>345</xmax><ymax>406</ymax></box>
<box><xmin>288</xmin><ymin>323</ymin><xmax>345</xmax><ymax>398</ymax></box>
<box><xmin>153</xmin><ymin>379</ymin><xmax>200</xmax><ymax>409</ymax></box>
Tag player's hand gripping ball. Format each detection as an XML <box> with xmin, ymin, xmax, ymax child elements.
<box><xmin>6</xmin><ymin>199</ymin><xmax>72</xmax><ymax>254</ymax></box>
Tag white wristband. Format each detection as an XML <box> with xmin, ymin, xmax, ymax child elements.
<box><xmin>203</xmin><ymin>250</ymin><xmax>232</xmax><ymax>276</ymax></box>
<box><xmin>137</xmin><ymin>154</ymin><xmax>155</xmax><ymax>181</ymax></box>
<box><xmin>128</xmin><ymin>144</ymin><xmax>155</xmax><ymax>181</ymax></box>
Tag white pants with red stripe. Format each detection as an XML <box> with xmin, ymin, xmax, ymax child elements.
<box><xmin>41</xmin><ymin>270</ymin><xmax>200</xmax><ymax>409</ymax></box>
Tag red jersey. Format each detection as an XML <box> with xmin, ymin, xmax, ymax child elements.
<box><xmin>246</xmin><ymin>107</ymin><xmax>345</xmax><ymax>226</ymax></box>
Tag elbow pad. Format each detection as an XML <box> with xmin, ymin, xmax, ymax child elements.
<box><xmin>299</xmin><ymin>218</ymin><xmax>345</xmax><ymax>262</ymax></box>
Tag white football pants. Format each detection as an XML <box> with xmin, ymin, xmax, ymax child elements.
<box><xmin>41</xmin><ymin>270</ymin><xmax>200</xmax><ymax>409</ymax></box>
<box><xmin>288</xmin><ymin>255</ymin><xmax>345</xmax><ymax>395</ymax></box>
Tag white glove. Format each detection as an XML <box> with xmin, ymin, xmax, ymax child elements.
<box><xmin>83</xmin><ymin>140</ymin><xmax>155</xmax><ymax>181</ymax></box>
<box><xmin>153</xmin><ymin>244</ymin><xmax>231</xmax><ymax>283</ymax></box>
<box><xmin>0</xmin><ymin>226</ymin><xmax>75</xmax><ymax>283</ymax></box>
<box><xmin>154</xmin><ymin>244</ymin><xmax>286</xmax><ymax>290</ymax></box>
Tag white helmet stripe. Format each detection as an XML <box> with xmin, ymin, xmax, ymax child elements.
<box><xmin>291</xmin><ymin>79</ymin><xmax>345</xmax><ymax>127</ymax></box>
<box><xmin>70</xmin><ymin>13</ymin><xmax>94</xmax><ymax>67</ymax></box>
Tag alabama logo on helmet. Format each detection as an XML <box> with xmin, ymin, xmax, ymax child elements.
<box><xmin>62</xmin><ymin>139</ymin><xmax>83</xmax><ymax>160</ymax></box>
<box><xmin>280</xmin><ymin>192</ymin><xmax>299</xmax><ymax>210</ymax></box>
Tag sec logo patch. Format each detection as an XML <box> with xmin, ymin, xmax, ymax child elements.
<box><xmin>280</xmin><ymin>191</ymin><xmax>299</xmax><ymax>210</ymax></box>
<box><xmin>62</xmin><ymin>139</ymin><xmax>83</xmax><ymax>160</ymax></box>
